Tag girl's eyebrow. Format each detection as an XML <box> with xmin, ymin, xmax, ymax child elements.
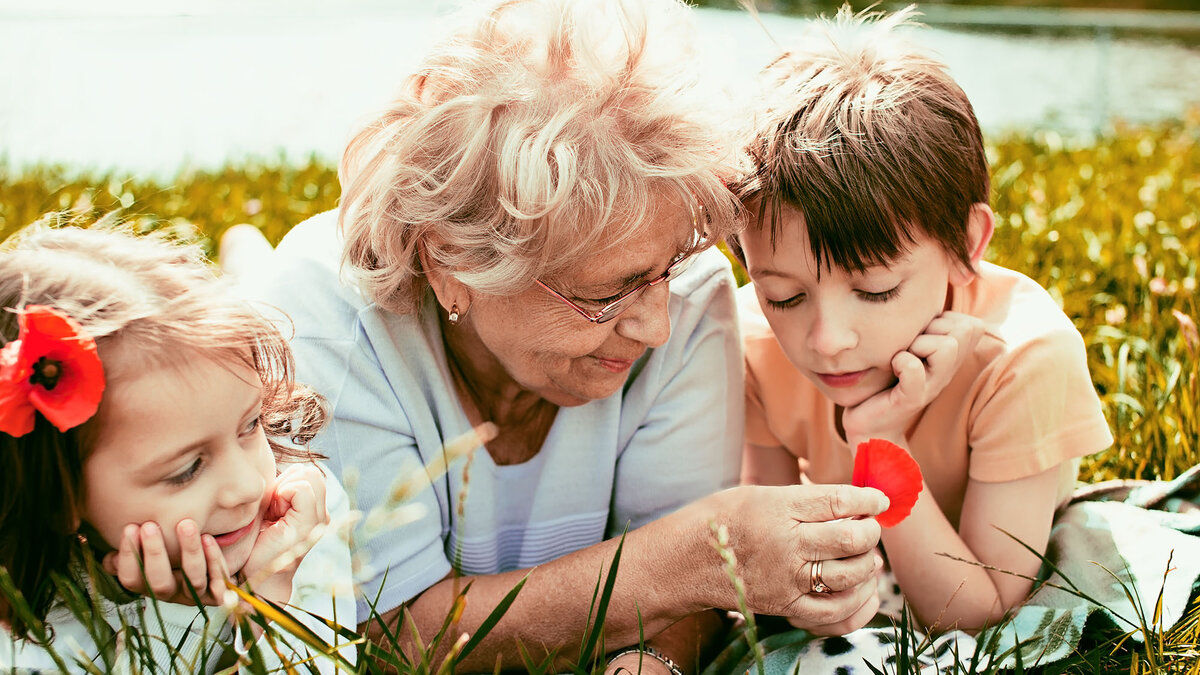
<box><xmin>142</xmin><ymin>441</ymin><xmax>206</xmax><ymax>474</ymax></box>
<box><xmin>140</xmin><ymin>396</ymin><xmax>263</xmax><ymax>475</ymax></box>
<box><xmin>243</xmin><ymin>395</ymin><xmax>264</xmax><ymax>417</ymax></box>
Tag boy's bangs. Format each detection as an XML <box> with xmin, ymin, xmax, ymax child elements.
<box><xmin>766</xmin><ymin>177</ymin><xmax>919</xmax><ymax>276</ymax></box>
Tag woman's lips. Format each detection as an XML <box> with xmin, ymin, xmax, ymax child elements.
<box><xmin>594</xmin><ymin>357</ymin><xmax>635</xmax><ymax>373</ymax></box>
<box><xmin>817</xmin><ymin>370</ymin><xmax>868</xmax><ymax>388</ymax></box>
<box><xmin>212</xmin><ymin>520</ymin><xmax>255</xmax><ymax>547</ymax></box>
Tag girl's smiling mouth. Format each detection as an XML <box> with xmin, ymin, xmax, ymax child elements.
<box><xmin>212</xmin><ymin>520</ymin><xmax>255</xmax><ymax>547</ymax></box>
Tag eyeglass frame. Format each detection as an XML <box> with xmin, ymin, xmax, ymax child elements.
<box><xmin>534</xmin><ymin>233</ymin><xmax>707</xmax><ymax>324</ymax></box>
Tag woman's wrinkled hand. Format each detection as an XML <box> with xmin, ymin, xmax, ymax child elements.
<box><xmin>786</xmin><ymin>549</ymin><xmax>885</xmax><ymax>636</ymax></box>
<box><xmin>710</xmin><ymin>484</ymin><xmax>888</xmax><ymax>633</ymax></box>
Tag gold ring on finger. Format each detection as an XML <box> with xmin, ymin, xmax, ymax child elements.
<box><xmin>810</xmin><ymin>559</ymin><xmax>833</xmax><ymax>594</ymax></box>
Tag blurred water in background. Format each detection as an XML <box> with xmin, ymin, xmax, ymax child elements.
<box><xmin>1</xmin><ymin>0</ymin><xmax>1198</xmax><ymax>176</ymax></box>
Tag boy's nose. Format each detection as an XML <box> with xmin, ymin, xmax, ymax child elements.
<box><xmin>807</xmin><ymin>311</ymin><xmax>858</xmax><ymax>356</ymax></box>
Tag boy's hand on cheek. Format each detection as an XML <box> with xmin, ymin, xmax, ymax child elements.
<box><xmin>102</xmin><ymin>519</ymin><xmax>233</xmax><ymax>607</ymax></box>
<box><xmin>843</xmin><ymin>312</ymin><xmax>983</xmax><ymax>448</ymax></box>
<box><xmin>239</xmin><ymin>464</ymin><xmax>328</xmax><ymax>600</ymax></box>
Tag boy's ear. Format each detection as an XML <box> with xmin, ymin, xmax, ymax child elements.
<box><xmin>417</xmin><ymin>240</ymin><xmax>472</xmax><ymax>316</ymax></box>
<box><xmin>950</xmin><ymin>203</ymin><xmax>995</xmax><ymax>286</ymax></box>
<box><xmin>725</xmin><ymin>233</ymin><xmax>746</xmax><ymax>266</ymax></box>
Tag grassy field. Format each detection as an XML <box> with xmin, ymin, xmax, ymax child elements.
<box><xmin>1</xmin><ymin>112</ymin><xmax>1198</xmax><ymax>672</ymax></box>
<box><xmin>2</xmin><ymin>114</ymin><xmax>1196</xmax><ymax>482</ymax></box>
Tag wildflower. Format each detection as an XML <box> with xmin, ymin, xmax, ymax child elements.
<box><xmin>0</xmin><ymin>305</ymin><xmax>105</xmax><ymax>437</ymax></box>
<box><xmin>1173</xmin><ymin>310</ymin><xmax>1198</xmax><ymax>354</ymax></box>
<box><xmin>1106</xmin><ymin>305</ymin><xmax>1127</xmax><ymax>325</ymax></box>
<box><xmin>852</xmin><ymin>439</ymin><xmax>923</xmax><ymax>528</ymax></box>
<box><xmin>449</xmin><ymin>595</ymin><xmax>467</xmax><ymax>624</ymax></box>
<box><xmin>1132</xmin><ymin>255</ymin><xmax>1149</xmax><ymax>278</ymax></box>
<box><xmin>362</xmin><ymin>502</ymin><xmax>427</xmax><ymax>539</ymax></box>
<box><xmin>385</xmin><ymin>423</ymin><xmax>497</xmax><ymax>504</ymax></box>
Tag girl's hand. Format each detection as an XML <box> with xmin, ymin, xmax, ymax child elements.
<box><xmin>842</xmin><ymin>311</ymin><xmax>983</xmax><ymax>448</ymax></box>
<box><xmin>239</xmin><ymin>464</ymin><xmax>328</xmax><ymax>597</ymax></box>
<box><xmin>102</xmin><ymin>519</ymin><xmax>232</xmax><ymax>606</ymax></box>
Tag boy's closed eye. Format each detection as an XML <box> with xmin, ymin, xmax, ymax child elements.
<box><xmin>856</xmin><ymin>284</ymin><xmax>902</xmax><ymax>303</ymax></box>
<box><xmin>766</xmin><ymin>292</ymin><xmax>806</xmax><ymax>310</ymax></box>
<box><xmin>764</xmin><ymin>282</ymin><xmax>902</xmax><ymax>311</ymax></box>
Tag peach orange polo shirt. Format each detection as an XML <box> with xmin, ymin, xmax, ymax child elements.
<box><xmin>741</xmin><ymin>262</ymin><xmax>1113</xmax><ymax>528</ymax></box>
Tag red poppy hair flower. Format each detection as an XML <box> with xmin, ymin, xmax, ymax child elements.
<box><xmin>852</xmin><ymin>438</ymin><xmax>923</xmax><ymax>528</ymax></box>
<box><xmin>0</xmin><ymin>305</ymin><xmax>105</xmax><ymax>437</ymax></box>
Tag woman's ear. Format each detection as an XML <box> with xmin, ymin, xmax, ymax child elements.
<box><xmin>950</xmin><ymin>203</ymin><xmax>995</xmax><ymax>287</ymax></box>
<box><xmin>417</xmin><ymin>240</ymin><xmax>471</xmax><ymax>316</ymax></box>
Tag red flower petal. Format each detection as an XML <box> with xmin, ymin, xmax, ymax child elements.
<box><xmin>10</xmin><ymin>306</ymin><xmax>106</xmax><ymax>434</ymax></box>
<box><xmin>852</xmin><ymin>438</ymin><xmax>923</xmax><ymax>528</ymax></box>
<box><xmin>0</xmin><ymin>341</ymin><xmax>36</xmax><ymax>436</ymax></box>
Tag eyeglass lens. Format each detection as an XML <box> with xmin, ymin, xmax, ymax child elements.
<box><xmin>594</xmin><ymin>251</ymin><xmax>696</xmax><ymax>323</ymax></box>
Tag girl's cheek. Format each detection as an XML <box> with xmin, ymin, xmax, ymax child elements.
<box><xmin>262</xmin><ymin>448</ymin><xmax>278</xmax><ymax>500</ymax></box>
<box><xmin>160</xmin><ymin>527</ymin><xmax>185</xmax><ymax>566</ymax></box>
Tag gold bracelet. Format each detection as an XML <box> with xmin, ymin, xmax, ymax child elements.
<box><xmin>607</xmin><ymin>646</ymin><xmax>684</xmax><ymax>675</ymax></box>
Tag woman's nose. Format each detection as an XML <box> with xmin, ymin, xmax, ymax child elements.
<box><xmin>615</xmin><ymin>281</ymin><xmax>672</xmax><ymax>348</ymax></box>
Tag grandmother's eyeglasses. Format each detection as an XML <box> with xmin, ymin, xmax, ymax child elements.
<box><xmin>535</xmin><ymin>231</ymin><xmax>707</xmax><ymax>324</ymax></box>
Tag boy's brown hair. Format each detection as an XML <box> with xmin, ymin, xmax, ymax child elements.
<box><xmin>733</xmin><ymin>5</ymin><xmax>989</xmax><ymax>273</ymax></box>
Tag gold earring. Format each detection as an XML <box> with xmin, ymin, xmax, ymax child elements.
<box><xmin>448</xmin><ymin>303</ymin><xmax>460</xmax><ymax>324</ymax></box>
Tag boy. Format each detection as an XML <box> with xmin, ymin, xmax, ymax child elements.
<box><xmin>732</xmin><ymin>6</ymin><xmax>1112</xmax><ymax>633</ymax></box>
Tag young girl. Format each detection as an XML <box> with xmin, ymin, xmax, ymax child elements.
<box><xmin>0</xmin><ymin>222</ymin><xmax>355</xmax><ymax>673</ymax></box>
<box><xmin>733</xmin><ymin>6</ymin><xmax>1113</xmax><ymax>643</ymax></box>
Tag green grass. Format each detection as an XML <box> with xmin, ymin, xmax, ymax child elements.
<box><xmin>4</xmin><ymin>115</ymin><xmax>1195</xmax><ymax>481</ymax></box>
<box><xmin>2</xmin><ymin>112</ymin><xmax>1199</xmax><ymax>672</ymax></box>
<box><xmin>986</xmin><ymin>114</ymin><xmax>1199</xmax><ymax>483</ymax></box>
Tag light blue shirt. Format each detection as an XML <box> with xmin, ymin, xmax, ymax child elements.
<box><xmin>251</xmin><ymin>211</ymin><xmax>744</xmax><ymax>621</ymax></box>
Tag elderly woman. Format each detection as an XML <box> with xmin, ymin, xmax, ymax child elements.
<box><xmin>245</xmin><ymin>0</ymin><xmax>887</xmax><ymax>672</ymax></box>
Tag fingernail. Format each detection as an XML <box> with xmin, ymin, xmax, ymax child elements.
<box><xmin>143</xmin><ymin>522</ymin><xmax>158</xmax><ymax>536</ymax></box>
<box><xmin>179</xmin><ymin>520</ymin><xmax>196</xmax><ymax>536</ymax></box>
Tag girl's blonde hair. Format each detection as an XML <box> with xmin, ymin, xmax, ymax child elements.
<box><xmin>339</xmin><ymin>0</ymin><xmax>742</xmax><ymax>315</ymax></box>
<box><xmin>0</xmin><ymin>220</ymin><xmax>326</xmax><ymax>638</ymax></box>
